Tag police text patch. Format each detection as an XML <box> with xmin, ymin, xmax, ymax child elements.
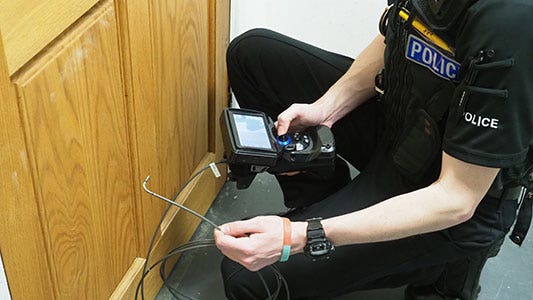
<box><xmin>405</xmin><ymin>35</ymin><xmax>460</xmax><ymax>81</ymax></box>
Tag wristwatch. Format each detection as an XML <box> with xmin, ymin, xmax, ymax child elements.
<box><xmin>304</xmin><ymin>217</ymin><xmax>334</xmax><ymax>261</ymax></box>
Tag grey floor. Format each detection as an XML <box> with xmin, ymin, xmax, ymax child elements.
<box><xmin>157</xmin><ymin>173</ymin><xmax>533</xmax><ymax>300</ymax></box>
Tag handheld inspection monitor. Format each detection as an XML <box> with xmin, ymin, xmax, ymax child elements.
<box><xmin>222</xmin><ymin>108</ymin><xmax>336</xmax><ymax>189</ymax></box>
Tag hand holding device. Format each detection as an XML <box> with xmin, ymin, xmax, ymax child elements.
<box><xmin>221</xmin><ymin>108</ymin><xmax>336</xmax><ymax>189</ymax></box>
<box><xmin>276</xmin><ymin>103</ymin><xmax>332</xmax><ymax>136</ymax></box>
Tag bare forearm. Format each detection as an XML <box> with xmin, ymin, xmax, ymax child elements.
<box><xmin>290</xmin><ymin>154</ymin><xmax>500</xmax><ymax>251</ymax></box>
<box><xmin>315</xmin><ymin>35</ymin><xmax>385</xmax><ymax>125</ymax></box>
<box><xmin>289</xmin><ymin>183</ymin><xmax>467</xmax><ymax>253</ymax></box>
<box><xmin>215</xmin><ymin>155</ymin><xmax>499</xmax><ymax>271</ymax></box>
<box><xmin>321</xmin><ymin>183</ymin><xmax>472</xmax><ymax>246</ymax></box>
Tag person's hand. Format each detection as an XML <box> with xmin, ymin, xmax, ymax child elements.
<box><xmin>276</xmin><ymin>102</ymin><xmax>332</xmax><ymax>176</ymax></box>
<box><xmin>214</xmin><ymin>216</ymin><xmax>283</xmax><ymax>271</ymax></box>
<box><xmin>275</xmin><ymin>102</ymin><xmax>332</xmax><ymax>136</ymax></box>
<box><xmin>214</xmin><ymin>216</ymin><xmax>306</xmax><ymax>271</ymax></box>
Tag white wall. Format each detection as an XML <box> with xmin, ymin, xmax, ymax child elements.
<box><xmin>230</xmin><ymin>0</ymin><xmax>385</xmax><ymax>58</ymax></box>
<box><xmin>0</xmin><ymin>253</ymin><xmax>10</xmax><ymax>300</ymax></box>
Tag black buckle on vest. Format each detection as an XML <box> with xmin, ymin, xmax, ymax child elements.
<box><xmin>501</xmin><ymin>186</ymin><xmax>527</xmax><ymax>202</ymax></box>
<box><xmin>509</xmin><ymin>187</ymin><xmax>532</xmax><ymax>246</ymax></box>
<box><xmin>489</xmin><ymin>185</ymin><xmax>532</xmax><ymax>246</ymax></box>
<box><xmin>375</xmin><ymin>69</ymin><xmax>385</xmax><ymax>96</ymax></box>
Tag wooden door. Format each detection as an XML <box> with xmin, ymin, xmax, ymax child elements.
<box><xmin>0</xmin><ymin>0</ymin><xmax>230</xmax><ymax>299</ymax></box>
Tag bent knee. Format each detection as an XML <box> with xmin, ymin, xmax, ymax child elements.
<box><xmin>227</xmin><ymin>28</ymin><xmax>282</xmax><ymax>67</ymax></box>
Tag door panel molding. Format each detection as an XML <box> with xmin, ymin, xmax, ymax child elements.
<box><xmin>0</xmin><ymin>26</ymin><xmax>56</xmax><ymax>300</ymax></box>
<box><xmin>10</xmin><ymin>2</ymin><xmax>138</xmax><ymax>298</ymax></box>
<box><xmin>0</xmin><ymin>0</ymin><xmax>230</xmax><ymax>298</ymax></box>
<box><xmin>0</xmin><ymin>0</ymin><xmax>100</xmax><ymax>75</ymax></box>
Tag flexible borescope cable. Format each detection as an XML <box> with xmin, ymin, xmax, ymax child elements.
<box><xmin>158</xmin><ymin>242</ymin><xmax>284</xmax><ymax>300</ymax></box>
<box><xmin>137</xmin><ymin>161</ymin><xmax>290</xmax><ymax>300</ymax></box>
<box><xmin>136</xmin><ymin>162</ymin><xmax>226</xmax><ymax>300</ymax></box>
<box><xmin>137</xmin><ymin>241</ymin><xmax>211</xmax><ymax>299</ymax></box>
<box><xmin>157</xmin><ymin>242</ymin><xmax>287</xmax><ymax>300</ymax></box>
<box><xmin>139</xmin><ymin>171</ymin><xmax>289</xmax><ymax>300</ymax></box>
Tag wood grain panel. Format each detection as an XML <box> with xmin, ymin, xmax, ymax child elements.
<box><xmin>13</xmin><ymin>3</ymin><xmax>137</xmax><ymax>298</ymax></box>
<box><xmin>116</xmin><ymin>0</ymin><xmax>212</xmax><ymax>252</ymax></box>
<box><xmin>114</xmin><ymin>0</ymin><xmax>166</xmax><ymax>253</ymax></box>
<box><xmin>111</xmin><ymin>0</ymin><xmax>230</xmax><ymax>296</ymax></box>
<box><xmin>0</xmin><ymin>0</ymin><xmax>99</xmax><ymax>75</ymax></box>
<box><xmin>209</xmin><ymin>0</ymin><xmax>231</xmax><ymax>165</ymax></box>
<box><xmin>0</xmin><ymin>29</ymin><xmax>56</xmax><ymax>300</ymax></box>
<box><xmin>151</xmin><ymin>0</ymin><xmax>210</xmax><ymax>196</ymax></box>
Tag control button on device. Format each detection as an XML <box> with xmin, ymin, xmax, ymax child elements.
<box><xmin>294</xmin><ymin>132</ymin><xmax>301</xmax><ymax>141</ymax></box>
<box><xmin>277</xmin><ymin>134</ymin><xmax>291</xmax><ymax>146</ymax></box>
<box><xmin>296</xmin><ymin>143</ymin><xmax>305</xmax><ymax>151</ymax></box>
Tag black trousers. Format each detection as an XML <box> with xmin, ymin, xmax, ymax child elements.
<box><xmin>222</xmin><ymin>29</ymin><xmax>514</xmax><ymax>300</ymax></box>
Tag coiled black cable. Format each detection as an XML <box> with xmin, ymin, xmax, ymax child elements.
<box><xmin>135</xmin><ymin>161</ymin><xmax>290</xmax><ymax>300</ymax></box>
<box><xmin>158</xmin><ymin>240</ymin><xmax>289</xmax><ymax>300</ymax></box>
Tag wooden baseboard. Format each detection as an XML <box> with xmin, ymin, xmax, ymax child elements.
<box><xmin>110</xmin><ymin>258</ymin><xmax>145</xmax><ymax>299</ymax></box>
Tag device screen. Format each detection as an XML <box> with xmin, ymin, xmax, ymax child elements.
<box><xmin>232</xmin><ymin>113</ymin><xmax>273</xmax><ymax>150</ymax></box>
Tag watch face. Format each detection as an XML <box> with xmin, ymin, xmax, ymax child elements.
<box><xmin>310</xmin><ymin>242</ymin><xmax>330</xmax><ymax>256</ymax></box>
<box><xmin>305</xmin><ymin>217</ymin><xmax>334</xmax><ymax>260</ymax></box>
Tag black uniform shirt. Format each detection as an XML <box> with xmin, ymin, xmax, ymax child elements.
<box><xmin>383</xmin><ymin>0</ymin><xmax>533</xmax><ymax>248</ymax></box>
<box><xmin>443</xmin><ymin>0</ymin><xmax>533</xmax><ymax>178</ymax></box>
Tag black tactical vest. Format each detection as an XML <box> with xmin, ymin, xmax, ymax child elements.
<box><xmin>380</xmin><ymin>0</ymin><xmax>465</xmax><ymax>186</ymax></box>
<box><xmin>381</xmin><ymin>0</ymin><xmax>532</xmax><ymax>245</ymax></box>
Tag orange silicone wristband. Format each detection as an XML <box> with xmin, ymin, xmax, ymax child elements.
<box><xmin>280</xmin><ymin>217</ymin><xmax>291</xmax><ymax>262</ymax></box>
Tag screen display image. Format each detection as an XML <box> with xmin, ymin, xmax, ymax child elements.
<box><xmin>233</xmin><ymin>114</ymin><xmax>273</xmax><ymax>150</ymax></box>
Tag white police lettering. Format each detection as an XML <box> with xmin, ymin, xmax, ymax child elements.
<box><xmin>405</xmin><ymin>35</ymin><xmax>460</xmax><ymax>81</ymax></box>
<box><xmin>464</xmin><ymin>112</ymin><xmax>499</xmax><ymax>129</ymax></box>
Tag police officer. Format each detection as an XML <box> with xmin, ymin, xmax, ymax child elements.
<box><xmin>214</xmin><ymin>0</ymin><xmax>533</xmax><ymax>299</ymax></box>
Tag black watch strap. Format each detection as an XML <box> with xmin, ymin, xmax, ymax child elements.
<box><xmin>307</xmin><ymin>218</ymin><xmax>326</xmax><ymax>240</ymax></box>
<box><xmin>305</xmin><ymin>217</ymin><xmax>334</xmax><ymax>261</ymax></box>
